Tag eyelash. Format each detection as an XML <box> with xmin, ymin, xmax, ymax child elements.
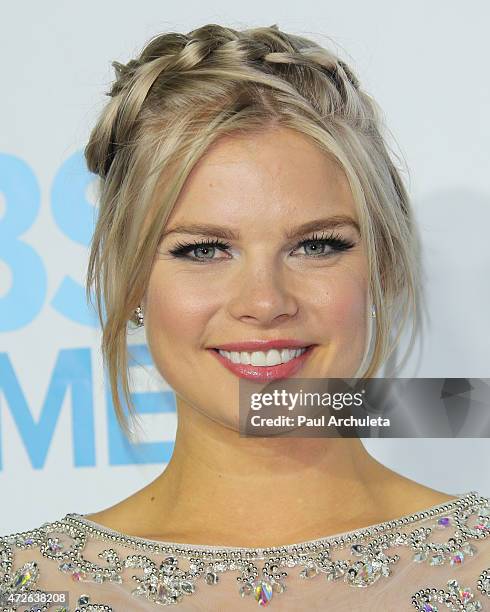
<box><xmin>168</xmin><ymin>231</ymin><xmax>356</xmax><ymax>262</ymax></box>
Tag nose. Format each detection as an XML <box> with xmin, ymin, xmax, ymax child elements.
<box><xmin>226</xmin><ymin>261</ymin><xmax>299</xmax><ymax>326</ymax></box>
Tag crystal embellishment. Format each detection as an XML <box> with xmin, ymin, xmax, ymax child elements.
<box><xmin>0</xmin><ymin>491</ymin><xmax>488</xmax><ymax>609</ymax></box>
<box><xmin>254</xmin><ymin>580</ymin><xmax>273</xmax><ymax>606</ymax></box>
<box><xmin>477</xmin><ymin>567</ymin><xmax>490</xmax><ymax>597</ymax></box>
<box><xmin>411</xmin><ymin>578</ymin><xmax>483</xmax><ymax>611</ymax></box>
<box><xmin>436</xmin><ymin>516</ymin><xmax>452</xmax><ymax>528</ymax></box>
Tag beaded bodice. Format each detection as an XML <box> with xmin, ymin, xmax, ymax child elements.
<box><xmin>1</xmin><ymin>491</ymin><xmax>489</xmax><ymax>611</ymax></box>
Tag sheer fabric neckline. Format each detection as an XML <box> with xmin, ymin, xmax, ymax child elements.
<box><xmin>69</xmin><ymin>490</ymin><xmax>472</xmax><ymax>554</ymax></box>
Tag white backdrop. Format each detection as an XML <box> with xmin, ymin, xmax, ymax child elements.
<box><xmin>0</xmin><ymin>1</ymin><xmax>489</xmax><ymax>534</ymax></box>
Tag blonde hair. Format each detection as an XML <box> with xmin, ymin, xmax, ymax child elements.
<box><xmin>85</xmin><ymin>23</ymin><xmax>424</xmax><ymax>438</ymax></box>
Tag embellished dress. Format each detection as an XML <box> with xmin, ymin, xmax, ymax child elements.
<box><xmin>1</xmin><ymin>491</ymin><xmax>489</xmax><ymax>611</ymax></box>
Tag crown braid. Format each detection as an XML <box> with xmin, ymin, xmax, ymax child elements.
<box><xmin>86</xmin><ymin>24</ymin><xmax>364</xmax><ymax>178</ymax></box>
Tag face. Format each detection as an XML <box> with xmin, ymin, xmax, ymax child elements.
<box><xmin>143</xmin><ymin>127</ymin><xmax>370</xmax><ymax>430</ymax></box>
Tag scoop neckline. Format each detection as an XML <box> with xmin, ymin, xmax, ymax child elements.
<box><xmin>65</xmin><ymin>490</ymin><xmax>477</xmax><ymax>554</ymax></box>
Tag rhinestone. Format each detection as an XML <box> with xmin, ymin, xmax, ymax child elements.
<box><xmin>458</xmin><ymin>586</ymin><xmax>475</xmax><ymax>603</ymax></box>
<box><xmin>413</xmin><ymin>550</ymin><xmax>428</xmax><ymax>563</ymax></box>
<box><xmin>205</xmin><ymin>571</ymin><xmax>219</xmax><ymax>585</ymax></box>
<box><xmin>59</xmin><ymin>562</ymin><xmax>75</xmax><ymax>572</ymax></box>
<box><xmin>11</xmin><ymin>562</ymin><xmax>39</xmax><ymax>589</ymax></box>
<box><xmin>239</xmin><ymin>583</ymin><xmax>253</xmax><ymax>597</ymax></box>
<box><xmin>181</xmin><ymin>580</ymin><xmax>195</xmax><ymax>594</ymax></box>
<box><xmin>71</xmin><ymin>571</ymin><xmax>83</xmax><ymax>581</ymax></box>
<box><xmin>326</xmin><ymin>565</ymin><xmax>345</xmax><ymax>580</ymax></box>
<box><xmin>346</xmin><ymin>560</ymin><xmax>382</xmax><ymax>587</ymax></box>
<box><xmin>300</xmin><ymin>566</ymin><xmax>318</xmax><ymax>578</ymax></box>
<box><xmin>462</xmin><ymin>542</ymin><xmax>477</xmax><ymax>555</ymax></box>
<box><xmin>429</xmin><ymin>553</ymin><xmax>445</xmax><ymax>566</ymax></box>
<box><xmin>156</xmin><ymin>583</ymin><xmax>168</xmax><ymax>601</ymax></box>
<box><xmin>449</xmin><ymin>551</ymin><xmax>464</xmax><ymax>565</ymax></box>
<box><xmin>254</xmin><ymin>580</ymin><xmax>273</xmax><ymax>606</ymax></box>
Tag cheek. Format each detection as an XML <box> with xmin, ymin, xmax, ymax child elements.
<box><xmin>327</xmin><ymin>285</ymin><xmax>367</xmax><ymax>331</ymax></box>
<box><xmin>304</xmin><ymin>269</ymin><xmax>369</xmax><ymax>378</ymax></box>
<box><xmin>305</xmin><ymin>262</ymin><xmax>368</xmax><ymax>333</ymax></box>
<box><xmin>144</xmin><ymin>268</ymin><xmax>219</xmax><ymax>344</ymax></box>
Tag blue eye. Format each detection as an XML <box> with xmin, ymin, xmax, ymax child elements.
<box><xmin>295</xmin><ymin>232</ymin><xmax>356</xmax><ymax>257</ymax></box>
<box><xmin>168</xmin><ymin>231</ymin><xmax>356</xmax><ymax>262</ymax></box>
<box><xmin>169</xmin><ymin>239</ymin><xmax>231</xmax><ymax>260</ymax></box>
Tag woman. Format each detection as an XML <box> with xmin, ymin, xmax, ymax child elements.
<box><xmin>1</xmin><ymin>23</ymin><xmax>488</xmax><ymax>611</ymax></box>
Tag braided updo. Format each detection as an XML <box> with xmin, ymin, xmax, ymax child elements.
<box><xmin>85</xmin><ymin>23</ymin><xmax>422</xmax><ymax>437</ymax></box>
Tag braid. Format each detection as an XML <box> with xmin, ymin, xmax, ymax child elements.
<box><xmin>89</xmin><ymin>28</ymin><xmax>247</xmax><ymax>177</ymax></box>
<box><xmin>85</xmin><ymin>24</ymin><xmax>365</xmax><ymax>178</ymax></box>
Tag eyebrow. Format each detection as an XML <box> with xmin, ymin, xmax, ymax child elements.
<box><xmin>161</xmin><ymin>215</ymin><xmax>360</xmax><ymax>241</ymax></box>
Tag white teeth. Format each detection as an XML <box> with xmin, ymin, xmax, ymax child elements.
<box><xmin>251</xmin><ymin>351</ymin><xmax>266</xmax><ymax>366</ymax></box>
<box><xmin>266</xmin><ymin>349</ymin><xmax>281</xmax><ymax>366</ymax></box>
<box><xmin>241</xmin><ymin>352</ymin><xmax>251</xmax><ymax>365</ymax></box>
<box><xmin>217</xmin><ymin>347</ymin><xmax>308</xmax><ymax>366</ymax></box>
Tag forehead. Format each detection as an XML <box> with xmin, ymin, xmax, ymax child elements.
<box><xmin>167</xmin><ymin>127</ymin><xmax>357</xmax><ymax>227</ymax></box>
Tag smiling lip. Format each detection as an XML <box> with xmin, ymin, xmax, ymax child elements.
<box><xmin>208</xmin><ymin>343</ymin><xmax>316</xmax><ymax>382</ymax></box>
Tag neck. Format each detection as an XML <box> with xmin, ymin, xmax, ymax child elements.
<box><xmin>118</xmin><ymin>399</ymin><xmax>449</xmax><ymax>547</ymax></box>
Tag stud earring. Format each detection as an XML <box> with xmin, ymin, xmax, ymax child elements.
<box><xmin>134</xmin><ymin>305</ymin><xmax>144</xmax><ymax>327</ymax></box>
<box><xmin>370</xmin><ymin>303</ymin><xmax>376</xmax><ymax>318</ymax></box>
